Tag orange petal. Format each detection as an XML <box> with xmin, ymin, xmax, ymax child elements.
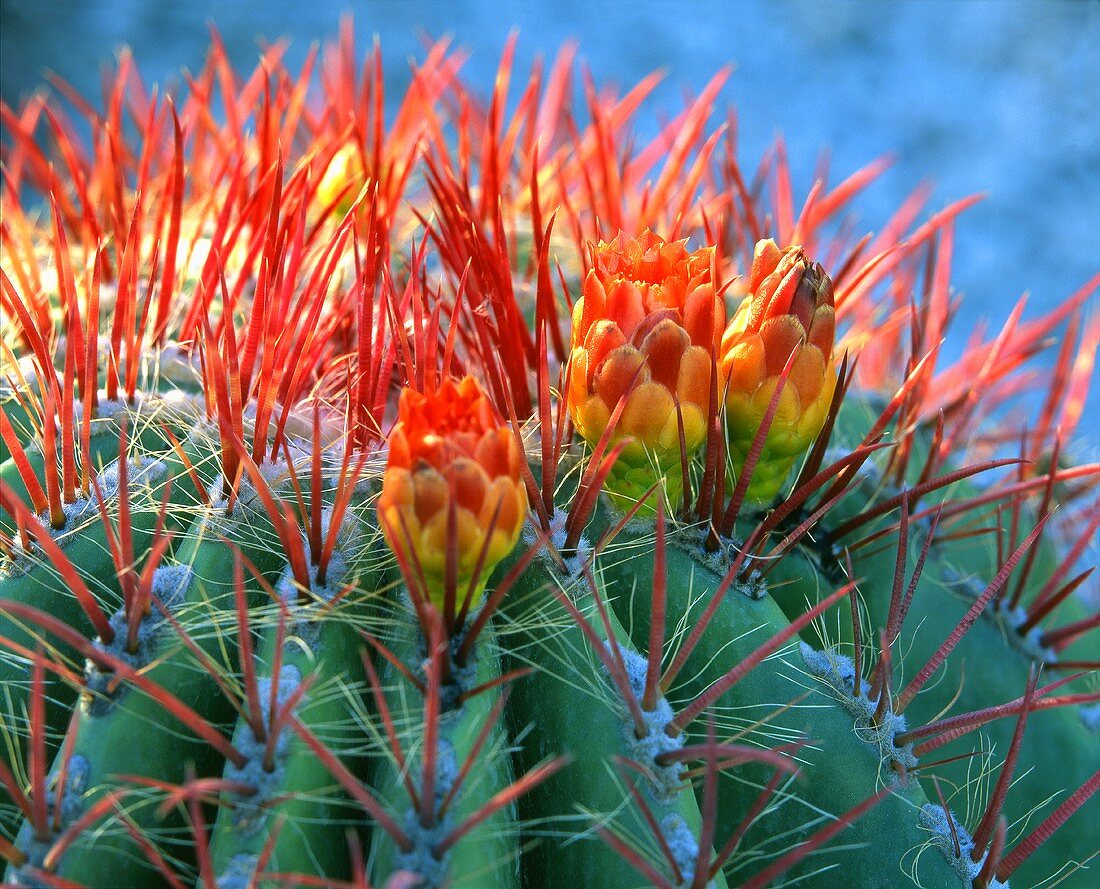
<box><xmin>790</xmin><ymin>345</ymin><xmax>825</xmax><ymax>405</ymax></box>
<box><xmin>759</xmin><ymin>315</ymin><xmax>806</xmax><ymax>376</ymax></box>
<box><xmin>677</xmin><ymin>345</ymin><xmax>713</xmax><ymax>408</ymax></box>
<box><xmin>593</xmin><ymin>344</ymin><xmax>648</xmax><ymax>409</ymax></box>
<box><xmin>411</xmin><ymin>464</ymin><xmax>449</xmax><ymax>525</ymax></box>
<box><xmin>639</xmin><ymin>318</ymin><xmax>689</xmax><ymax>391</ymax></box>
<box><xmin>622</xmin><ymin>381</ymin><xmax>675</xmax><ymax>447</ymax></box>
<box><xmin>450</xmin><ymin>458</ymin><xmax>490</xmax><ymax>515</ymax></box>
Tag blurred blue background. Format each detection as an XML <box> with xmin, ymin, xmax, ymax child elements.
<box><xmin>2</xmin><ymin>0</ymin><xmax>1098</xmax><ymax>432</ymax></box>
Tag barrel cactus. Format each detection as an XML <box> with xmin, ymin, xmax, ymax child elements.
<box><xmin>2</xmin><ymin>27</ymin><xmax>1097</xmax><ymax>889</ymax></box>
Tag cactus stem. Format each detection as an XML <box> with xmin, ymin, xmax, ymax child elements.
<box><xmin>1</xmin><ymin>499</ymin><xmax>114</xmax><ymax>642</ymax></box>
<box><xmin>293</xmin><ymin>714</ymin><xmax>413</xmax><ymax>851</ymax></box>
<box><xmin>115</xmin><ymin>807</ymin><xmax>190</xmax><ymax>889</ymax></box>
<box><xmin>553</xmin><ymin>567</ymin><xmax>648</xmax><ymax>739</ymax></box>
<box><xmin>596</xmin><ymin>822</ymin><xmax>675</xmax><ymax>888</ymax></box>
<box><xmin>918</xmin><ymin>804</ymin><xmax>1008</xmax><ymax>888</ymax></box>
<box><xmin>458</xmin><ymin>539</ymin><xmax>545</xmax><ymax>666</ymax></box>
<box><xmin>614</xmin><ymin>757</ymin><xmax>692</xmax><ymax>885</ymax></box>
<box><xmin>668</xmin><ymin>584</ymin><xmax>853</xmax><ymax>735</ymax></box>
<box><xmin>602</xmin><ymin>717</ymin><xmax>756</xmax><ymax>889</ymax></box>
<box><xmin>711</xmin><ymin>769</ymin><xmax>787</xmax><ymax>878</ymax></box>
<box><xmin>895</xmin><ymin>516</ymin><xmax>1048</xmax><ymax>715</ymax></box>
<box><xmin>3</xmin><ymin>600</ymin><xmax>247</xmax><ymax>768</ymax></box>
<box><xmin>996</xmin><ymin>769</ymin><xmax>1100</xmax><ymax>880</ymax></box>
<box><xmin>899</xmin><ymin>671</ymin><xmax>1095</xmax><ymax>754</ymax></box>
<box><xmin>658</xmin><ymin>538</ymin><xmax>754</xmax><ymax>694</ymax></box>
<box><xmin>968</xmin><ymin>671</ymin><xmax>1037</xmax><ymax>860</ymax></box>
<box><xmin>433</xmin><ymin>755</ymin><xmax>568</xmax><ymax>857</ymax></box>
<box><xmin>740</xmin><ymin>786</ymin><xmax>891</xmax><ymax>889</ymax></box>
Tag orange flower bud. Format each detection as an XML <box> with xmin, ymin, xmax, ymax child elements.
<box><xmin>721</xmin><ymin>239</ymin><xmax>837</xmax><ymax>503</ymax></box>
<box><xmin>566</xmin><ymin>230</ymin><xmax>723</xmax><ymax>510</ymax></box>
<box><xmin>378</xmin><ymin>376</ymin><xmax>527</xmax><ymax>611</ymax></box>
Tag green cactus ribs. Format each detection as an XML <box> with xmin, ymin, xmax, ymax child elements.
<box><xmin>3</xmin><ymin>24</ymin><xmax>1098</xmax><ymax>889</ymax></box>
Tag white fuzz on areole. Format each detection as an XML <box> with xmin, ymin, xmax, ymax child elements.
<box><xmin>394</xmin><ymin>738</ymin><xmax>459</xmax><ymax>888</ymax></box>
<box><xmin>525</xmin><ymin>508</ymin><xmax>593</xmax><ymax>578</ymax></box>
<box><xmin>274</xmin><ymin>509</ymin><xmax>360</xmax><ymax>618</ymax></box>
<box><xmin>223</xmin><ymin>665</ymin><xmax>304</xmax><ymax>834</ymax></box>
<box><xmin>1</xmin><ymin>456</ymin><xmax>167</xmax><ymax>575</ymax></box>
<box><xmin>799</xmin><ymin>642</ymin><xmax>918</xmax><ymax>773</ymax></box>
<box><xmin>397</xmin><ymin>591</ymin><xmax>480</xmax><ymax>715</ymax></box>
<box><xmin>942</xmin><ymin>566</ymin><xmax>1060</xmax><ymax>665</ymax></box>
<box><xmin>11</xmin><ymin>755</ymin><xmax>90</xmax><ymax>881</ymax></box>
<box><xmin>919</xmin><ymin>803</ymin><xmax>1010</xmax><ymax>888</ymax></box>
<box><xmin>603</xmin><ymin>641</ymin><xmax>686</xmax><ymax>805</ymax></box>
<box><xmin>84</xmin><ymin>565</ymin><xmax>192</xmax><ymax>715</ymax></box>
<box><xmin>662</xmin><ymin>812</ymin><xmax>716</xmax><ymax>889</ymax></box>
<box><xmin>215</xmin><ymin>853</ymin><xmax>260</xmax><ymax>889</ymax></box>
<box><xmin>672</xmin><ymin>529</ymin><xmax>769</xmax><ymax>600</ymax></box>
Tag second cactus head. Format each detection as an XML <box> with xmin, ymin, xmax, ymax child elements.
<box><xmin>721</xmin><ymin>238</ymin><xmax>837</xmax><ymax>503</ymax></box>
<box><xmin>378</xmin><ymin>375</ymin><xmax>527</xmax><ymax>614</ymax></box>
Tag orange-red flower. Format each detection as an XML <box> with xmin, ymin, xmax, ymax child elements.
<box><xmin>566</xmin><ymin>230</ymin><xmax>723</xmax><ymax>509</ymax></box>
<box><xmin>378</xmin><ymin>376</ymin><xmax>527</xmax><ymax>610</ymax></box>
<box><xmin>720</xmin><ymin>239</ymin><xmax>837</xmax><ymax>503</ymax></box>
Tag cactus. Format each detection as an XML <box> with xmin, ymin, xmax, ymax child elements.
<box><xmin>2</xmin><ymin>26</ymin><xmax>1098</xmax><ymax>889</ymax></box>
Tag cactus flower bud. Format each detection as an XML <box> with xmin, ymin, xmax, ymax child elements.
<box><xmin>378</xmin><ymin>376</ymin><xmax>527</xmax><ymax>611</ymax></box>
<box><xmin>720</xmin><ymin>239</ymin><xmax>837</xmax><ymax>503</ymax></box>
<box><xmin>566</xmin><ymin>230</ymin><xmax>723</xmax><ymax>509</ymax></box>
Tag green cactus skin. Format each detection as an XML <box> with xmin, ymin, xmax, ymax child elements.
<box><xmin>3</xmin><ymin>418</ymin><xmax>1092</xmax><ymax>887</ymax></box>
<box><xmin>872</xmin><ymin>560</ymin><xmax>1099</xmax><ymax>889</ymax></box>
<box><xmin>588</xmin><ymin>504</ymin><xmax>967</xmax><ymax>888</ymax></box>
<box><xmin>500</xmin><ymin>554</ymin><xmax>729</xmax><ymax>889</ymax></box>
<box><xmin>2</xmin><ymin>390</ymin><xmax>1093</xmax><ymax>887</ymax></box>
<box><xmin>745</xmin><ymin>406</ymin><xmax>1099</xmax><ymax>888</ymax></box>
<box><xmin>5</xmin><ymin>497</ymin><xmax>288</xmax><ymax>886</ymax></box>
<box><xmin>367</xmin><ymin>605</ymin><xmax>520</xmax><ymax>887</ymax></box>
<box><xmin>207</xmin><ymin>504</ymin><xmax>392</xmax><ymax>884</ymax></box>
<box><xmin>0</xmin><ymin>454</ymin><xmax>174</xmax><ymax>760</ymax></box>
<box><xmin>208</xmin><ymin>592</ymin><xmax>368</xmax><ymax>883</ymax></box>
